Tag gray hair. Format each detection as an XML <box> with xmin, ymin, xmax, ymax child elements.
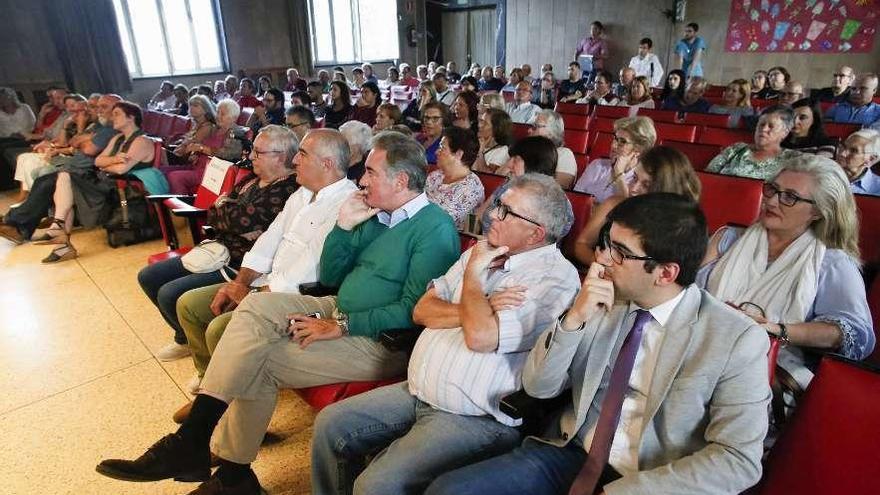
<box><xmin>775</xmin><ymin>154</ymin><xmax>860</xmax><ymax>262</ymax></box>
<box><xmin>372</xmin><ymin>131</ymin><xmax>428</xmax><ymax>192</ymax></box>
<box><xmin>0</xmin><ymin>87</ymin><xmax>21</xmax><ymax>104</ymax></box>
<box><xmin>850</xmin><ymin>129</ymin><xmax>880</xmax><ymax>156</ymax></box>
<box><xmin>507</xmin><ymin>173</ymin><xmax>573</xmax><ymax>244</ymax></box>
<box><xmin>257</xmin><ymin>124</ymin><xmax>300</xmax><ymax>169</ymax></box>
<box><xmin>304</xmin><ymin>128</ymin><xmax>350</xmax><ymax>176</ymax></box>
<box><xmin>536</xmin><ymin>109</ymin><xmax>565</xmax><ymax>146</ymax></box>
<box><xmin>188</xmin><ymin>94</ymin><xmax>217</xmax><ymax>123</ymax></box>
<box><xmin>339</xmin><ymin>120</ymin><xmax>374</xmax><ymax>155</ymax></box>
<box><xmin>216</xmin><ymin>98</ymin><xmax>241</xmax><ymax>121</ymax></box>
<box><xmin>759</xmin><ymin>105</ymin><xmax>795</xmax><ymax>133</ymax></box>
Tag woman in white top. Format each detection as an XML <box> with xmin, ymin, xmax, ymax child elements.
<box><xmin>619</xmin><ymin>76</ymin><xmax>655</xmax><ymax>116</ymax></box>
<box><xmin>527</xmin><ymin>109</ymin><xmax>577</xmax><ymax>189</ymax></box>
<box><xmin>472</xmin><ymin>107</ymin><xmax>512</xmax><ymax>174</ymax></box>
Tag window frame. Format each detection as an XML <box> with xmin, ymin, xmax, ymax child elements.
<box><xmin>113</xmin><ymin>0</ymin><xmax>229</xmax><ymax>79</ymax></box>
<box><xmin>307</xmin><ymin>0</ymin><xmax>399</xmax><ymax>66</ymax></box>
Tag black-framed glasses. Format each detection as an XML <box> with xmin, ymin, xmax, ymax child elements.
<box><xmin>598</xmin><ymin>228</ymin><xmax>657</xmax><ymax>265</ymax></box>
<box><xmin>762</xmin><ymin>182</ymin><xmax>815</xmax><ymax>207</ymax></box>
<box><xmin>250</xmin><ymin>149</ymin><xmax>285</xmax><ymax>158</ymax></box>
<box><xmin>286</xmin><ymin>121</ymin><xmax>309</xmax><ymax>129</ymax></box>
<box><xmin>492</xmin><ymin>198</ymin><xmax>543</xmax><ymax>228</ymax></box>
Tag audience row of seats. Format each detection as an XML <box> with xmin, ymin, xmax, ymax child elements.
<box><xmin>141</xmin><ymin>108</ymin><xmax>254</xmax><ymax>143</ymax></box>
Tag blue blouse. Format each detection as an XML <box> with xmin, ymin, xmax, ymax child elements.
<box><xmin>696</xmin><ymin>226</ymin><xmax>875</xmax><ymax>362</ymax></box>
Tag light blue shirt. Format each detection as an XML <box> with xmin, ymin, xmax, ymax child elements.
<box><xmin>377</xmin><ymin>192</ymin><xmax>430</xmax><ymax>229</ymax></box>
<box><xmin>825</xmin><ymin>101</ymin><xmax>880</xmax><ymax>127</ymax></box>
<box><xmin>675</xmin><ymin>37</ymin><xmax>706</xmax><ymax>78</ymax></box>
<box><xmin>851</xmin><ymin>168</ymin><xmax>880</xmax><ymax>196</ymax></box>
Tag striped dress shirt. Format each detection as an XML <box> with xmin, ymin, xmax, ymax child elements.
<box><xmin>408</xmin><ymin>243</ymin><xmax>580</xmax><ymax>426</ymax></box>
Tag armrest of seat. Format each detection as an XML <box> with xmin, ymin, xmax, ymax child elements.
<box><xmin>379</xmin><ymin>327</ymin><xmax>424</xmax><ymax>353</ymax></box>
<box><xmin>298</xmin><ymin>282</ymin><xmax>339</xmax><ymax>297</ymax></box>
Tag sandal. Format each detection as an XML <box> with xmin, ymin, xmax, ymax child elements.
<box><xmin>42</xmin><ymin>243</ymin><xmax>78</xmax><ymax>264</ymax></box>
<box><xmin>32</xmin><ymin>218</ymin><xmax>68</xmax><ymax>245</ymax></box>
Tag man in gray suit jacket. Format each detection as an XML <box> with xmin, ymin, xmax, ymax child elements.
<box><xmin>426</xmin><ymin>193</ymin><xmax>772</xmax><ymax>495</ymax></box>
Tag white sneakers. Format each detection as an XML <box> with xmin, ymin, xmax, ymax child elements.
<box><xmin>186</xmin><ymin>375</ymin><xmax>201</xmax><ymax>395</ymax></box>
<box><xmin>156</xmin><ymin>342</ymin><xmax>191</xmax><ymax>362</ymax></box>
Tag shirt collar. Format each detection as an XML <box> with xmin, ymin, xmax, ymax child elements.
<box><xmin>629</xmin><ymin>288</ymin><xmax>686</xmax><ymax>327</ymax></box>
<box><xmin>377</xmin><ymin>192</ymin><xmax>429</xmax><ymax>227</ymax></box>
<box><xmin>310</xmin><ymin>177</ymin><xmax>356</xmax><ymax>202</ymax></box>
<box><xmin>854</xmin><ymin>168</ymin><xmax>880</xmax><ymax>189</ymax></box>
<box><xmin>495</xmin><ymin>243</ymin><xmax>559</xmax><ymax>273</ymax></box>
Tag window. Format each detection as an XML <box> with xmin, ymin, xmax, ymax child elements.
<box><xmin>112</xmin><ymin>0</ymin><xmax>227</xmax><ymax>78</ymax></box>
<box><xmin>308</xmin><ymin>0</ymin><xmax>400</xmax><ymax>65</ymax></box>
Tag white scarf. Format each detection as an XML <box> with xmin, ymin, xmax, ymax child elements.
<box><xmin>707</xmin><ymin>224</ymin><xmax>825</xmax><ymax>323</ymax></box>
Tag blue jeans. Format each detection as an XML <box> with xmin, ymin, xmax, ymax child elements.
<box><xmin>424</xmin><ymin>438</ymin><xmax>587</xmax><ymax>495</ymax></box>
<box><xmin>137</xmin><ymin>257</ymin><xmax>227</xmax><ymax>344</ymax></box>
<box><xmin>311</xmin><ymin>381</ymin><xmax>522</xmax><ymax>495</ymax></box>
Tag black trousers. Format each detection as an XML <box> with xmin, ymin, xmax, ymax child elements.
<box><xmin>4</xmin><ymin>171</ymin><xmax>57</xmax><ymax>238</ymax></box>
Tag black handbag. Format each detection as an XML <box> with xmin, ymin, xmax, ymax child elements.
<box><xmin>104</xmin><ymin>178</ymin><xmax>161</xmax><ymax>247</ymax></box>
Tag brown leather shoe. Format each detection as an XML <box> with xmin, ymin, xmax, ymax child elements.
<box><xmin>186</xmin><ymin>469</ymin><xmax>267</xmax><ymax>494</ymax></box>
<box><xmin>173</xmin><ymin>401</ymin><xmax>193</xmax><ymax>424</ymax></box>
<box><xmin>0</xmin><ymin>224</ymin><xmax>24</xmax><ymax>245</ymax></box>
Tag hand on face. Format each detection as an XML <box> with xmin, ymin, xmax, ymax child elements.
<box><xmin>466</xmin><ymin>239</ymin><xmax>510</xmax><ymax>274</ymax></box>
<box><xmin>336</xmin><ymin>190</ymin><xmax>380</xmax><ymax>230</ymax></box>
<box><xmin>562</xmin><ymin>262</ymin><xmax>614</xmax><ymax>330</ymax></box>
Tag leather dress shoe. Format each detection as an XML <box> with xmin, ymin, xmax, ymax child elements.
<box><xmin>187</xmin><ymin>469</ymin><xmax>267</xmax><ymax>495</ymax></box>
<box><xmin>0</xmin><ymin>224</ymin><xmax>24</xmax><ymax>245</ymax></box>
<box><xmin>95</xmin><ymin>432</ymin><xmax>211</xmax><ymax>482</ymax></box>
<box><xmin>173</xmin><ymin>401</ymin><xmax>193</xmax><ymax>424</ymax></box>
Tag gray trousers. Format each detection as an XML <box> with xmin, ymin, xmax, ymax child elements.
<box><xmin>201</xmin><ymin>291</ymin><xmax>408</xmax><ymax>463</ymax></box>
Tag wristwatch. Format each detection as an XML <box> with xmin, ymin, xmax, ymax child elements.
<box><xmin>776</xmin><ymin>323</ymin><xmax>790</xmax><ymax>346</ymax></box>
<box><xmin>334</xmin><ymin>308</ymin><xmax>350</xmax><ymax>336</ymax></box>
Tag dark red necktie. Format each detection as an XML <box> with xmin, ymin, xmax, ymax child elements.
<box><xmin>568</xmin><ymin>309</ymin><xmax>652</xmax><ymax>495</ymax></box>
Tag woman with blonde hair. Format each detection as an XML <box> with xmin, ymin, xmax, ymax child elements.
<box><xmin>572</xmin><ymin>115</ymin><xmax>656</xmax><ymax>202</ymax></box>
<box><xmin>478</xmin><ymin>92</ymin><xmax>505</xmax><ymax>117</ymax></box>
<box><xmin>573</xmin><ymin>145</ymin><xmax>700</xmax><ymax>265</ymax></box>
<box><xmin>619</xmin><ymin>75</ymin><xmax>655</xmax><ymax>115</ymax></box>
<box><xmin>699</xmin><ymin>154</ymin><xmax>873</xmax><ymax>393</ymax></box>
<box><xmin>710</xmin><ymin>78</ymin><xmax>756</xmax><ymax>128</ymax></box>
<box><xmin>401</xmin><ymin>80</ymin><xmax>437</xmax><ymax>131</ymax></box>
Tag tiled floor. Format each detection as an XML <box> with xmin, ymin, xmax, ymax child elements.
<box><xmin>0</xmin><ymin>190</ymin><xmax>315</xmax><ymax>495</ymax></box>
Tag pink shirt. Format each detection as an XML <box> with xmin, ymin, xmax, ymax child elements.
<box><xmin>575</xmin><ymin>36</ymin><xmax>608</xmax><ymax>70</ymax></box>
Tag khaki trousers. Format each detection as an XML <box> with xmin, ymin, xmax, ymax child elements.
<box><xmin>177</xmin><ymin>283</ymin><xmax>233</xmax><ymax>377</ymax></box>
<box><xmin>200</xmin><ymin>291</ymin><xmax>408</xmax><ymax>463</ymax></box>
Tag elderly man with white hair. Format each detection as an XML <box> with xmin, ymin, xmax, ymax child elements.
<box><xmin>527</xmin><ymin>109</ymin><xmax>578</xmax><ymax>189</ymax></box>
<box><xmin>339</xmin><ymin>120</ymin><xmax>373</xmax><ymax>182</ymax></box>
<box><xmin>836</xmin><ymin>129</ymin><xmax>880</xmax><ymax>196</ymax></box>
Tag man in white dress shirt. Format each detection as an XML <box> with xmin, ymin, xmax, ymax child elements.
<box><xmin>628</xmin><ymin>38</ymin><xmax>664</xmax><ymax>88</ymax></box>
<box><xmin>426</xmin><ymin>193</ymin><xmax>771</xmax><ymax>495</ymax></box>
<box><xmin>504</xmin><ymin>81</ymin><xmax>541</xmax><ymax>124</ymax></box>
<box><xmin>310</xmin><ymin>173</ymin><xmax>581</xmax><ymax>495</ymax></box>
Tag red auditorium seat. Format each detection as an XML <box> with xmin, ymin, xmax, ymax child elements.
<box><xmin>564</xmin><ymin>129</ymin><xmax>590</xmax><ymax>154</ymax></box>
<box><xmin>168</xmin><ymin>115</ymin><xmax>193</xmax><ymax>142</ymax></box>
<box><xmin>854</xmin><ymin>193</ymin><xmax>880</xmax><ymax>267</ymax></box>
<box><xmin>698</xmin><ymin>126</ymin><xmax>753</xmax><ymax>147</ymax></box>
<box><xmin>654</xmin><ymin>122</ymin><xmax>698</xmax><ymax>143</ymax></box>
<box><xmin>752</xmin><ymin>98</ymin><xmax>774</xmax><ymax>111</ymax></box>
<box><xmin>555</xmin><ymin>102</ymin><xmax>591</xmax><ymax>116</ymax></box>
<box><xmin>142</xmin><ymin>109</ymin><xmax>162</xmax><ymax>135</ymax></box>
<box><xmin>757</xmin><ymin>356</ymin><xmax>880</xmax><ymax>495</ymax></box>
<box><xmin>147</xmin><ymin>158</ymin><xmax>241</xmax><ymax>264</ymax></box>
<box><xmin>562</xmin><ymin>190</ymin><xmax>593</xmax><ymax>258</ymax></box>
<box><xmin>573</xmin><ymin>153</ymin><xmax>589</xmax><ymax>179</ymax></box>
<box><xmin>823</xmin><ymin>122</ymin><xmax>861</xmax><ymax>141</ymax></box>
<box><xmin>512</xmin><ymin>123</ymin><xmax>531</xmax><ymax>142</ymax></box>
<box><xmin>561</xmin><ymin>113</ymin><xmax>590</xmax><ymax>131</ymax></box>
<box><xmin>703</xmin><ymin>95</ymin><xmax>724</xmax><ymax>106</ymax></box>
<box><xmin>818</xmin><ymin>101</ymin><xmax>835</xmax><ymax>114</ymax></box>
<box><xmin>295</xmin><ymin>379</ymin><xmax>403</xmax><ymax>412</ymax></box>
<box><xmin>659</xmin><ymin>140</ymin><xmax>721</xmax><ymax>171</ymax></box>
<box><xmin>867</xmin><ymin>276</ymin><xmax>880</xmax><ymax>366</ymax></box>
<box><xmin>156</xmin><ymin>113</ymin><xmax>176</xmax><ymax>140</ymax></box>
<box><xmin>588</xmin><ymin>131</ymin><xmax>612</xmax><ymax>159</ymax></box>
<box><xmin>696</xmin><ymin>172</ymin><xmax>763</xmax><ymax>232</ymax></box>
<box><xmin>591</xmin><ymin>117</ymin><xmax>615</xmax><ymax>133</ymax></box>
<box><xmin>703</xmin><ymin>85</ymin><xmax>725</xmax><ymax>97</ymax></box>
<box><xmin>475</xmin><ymin>171</ymin><xmax>507</xmax><ymax>199</ymax></box>
<box><xmin>593</xmin><ymin>105</ymin><xmax>629</xmax><ymax>119</ymax></box>
<box><xmin>237</xmin><ymin>107</ymin><xmax>254</xmax><ymax>126</ymax></box>
<box><xmin>682</xmin><ymin>112</ymin><xmax>730</xmax><ymax>128</ymax></box>
<box><xmin>636</xmin><ymin>108</ymin><xmax>679</xmax><ymax>123</ymax></box>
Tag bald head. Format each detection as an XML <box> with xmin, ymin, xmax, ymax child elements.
<box><xmin>620</xmin><ymin>67</ymin><xmax>636</xmax><ymax>85</ymax></box>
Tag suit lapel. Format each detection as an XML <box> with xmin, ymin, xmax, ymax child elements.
<box><xmin>576</xmin><ymin>305</ymin><xmax>631</xmax><ymax>422</ymax></box>
<box><xmin>641</xmin><ymin>286</ymin><xmax>702</xmax><ymax>427</ymax></box>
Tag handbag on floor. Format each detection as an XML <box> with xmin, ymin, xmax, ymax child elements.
<box><xmin>104</xmin><ymin>179</ymin><xmax>161</xmax><ymax>247</ymax></box>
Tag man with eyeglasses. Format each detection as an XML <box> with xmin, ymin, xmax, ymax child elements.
<box><xmin>836</xmin><ymin>129</ymin><xmax>880</xmax><ymax>196</ymax></box>
<box><xmin>811</xmin><ymin>66</ymin><xmax>854</xmax><ymax>104</ymax></box>
<box><xmin>97</xmin><ymin>131</ymin><xmax>460</xmax><ymax>494</ymax></box>
<box><xmin>311</xmin><ymin>173</ymin><xmax>580</xmax><ymax>494</ymax></box>
<box><xmin>504</xmin><ymin>81</ymin><xmax>541</xmax><ymax>124</ymax></box>
<box><xmin>284</xmin><ymin>105</ymin><xmax>315</xmax><ymax>142</ymax></box>
<box><xmin>825</xmin><ymin>73</ymin><xmax>880</xmax><ymax>127</ymax></box>
<box><xmin>779</xmin><ymin>80</ymin><xmax>805</xmax><ymax>106</ymax></box>
<box><xmin>248</xmin><ymin>87</ymin><xmax>285</xmax><ymax>136</ymax></box>
<box><xmin>425</xmin><ymin>193</ymin><xmax>771</xmax><ymax>495</ymax></box>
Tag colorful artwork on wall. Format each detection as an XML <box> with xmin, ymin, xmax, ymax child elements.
<box><xmin>725</xmin><ymin>0</ymin><xmax>878</xmax><ymax>53</ymax></box>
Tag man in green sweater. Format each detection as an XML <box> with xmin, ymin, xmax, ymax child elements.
<box><xmin>96</xmin><ymin>132</ymin><xmax>460</xmax><ymax>494</ymax></box>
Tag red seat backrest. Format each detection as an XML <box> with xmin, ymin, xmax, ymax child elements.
<box><xmin>660</xmin><ymin>140</ymin><xmax>721</xmax><ymax>171</ymax></box>
<box><xmin>594</xmin><ymin>105</ymin><xmax>629</xmax><ymax>119</ymax></box>
<box><xmin>573</xmin><ymin>153</ymin><xmax>589</xmax><ymax>180</ymax></box>
<box><xmin>142</xmin><ymin>110</ymin><xmax>162</xmax><ymax>135</ymax></box>
<box><xmin>237</xmin><ymin>107</ymin><xmax>254</xmax><ymax>126</ymax></box>
<box><xmin>157</xmin><ymin>113</ymin><xmax>176</xmax><ymax>139</ymax></box>
<box><xmin>561</xmin><ymin>113</ymin><xmax>590</xmax><ymax>131</ymax></box>
<box><xmin>564</xmin><ymin>129</ymin><xmax>590</xmax><ymax>154</ymax></box>
<box><xmin>475</xmin><ymin>171</ymin><xmax>507</xmax><ymax>198</ymax></box>
<box><xmin>818</xmin><ymin>101</ymin><xmax>835</xmax><ymax>114</ymax></box>
<box><xmin>563</xmin><ymin>190</ymin><xmax>594</xmax><ymax>257</ymax></box>
<box><xmin>752</xmin><ymin>98</ymin><xmax>774</xmax><ymax>111</ymax></box>
<box><xmin>555</xmin><ymin>102</ymin><xmax>591</xmax><ymax>116</ymax></box>
<box><xmin>637</xmin><ymin>108</ymin><xmax>680</xmax><ymax>123</ymax></box>
<box><xmin>654</xmin><ymin>122</ymin><xmax>698</xmax><ymax>143</ymax></box>
<box><xmin>855</xmin><ymin>193</ymin><xmax>880</xmax><ymax>267</ymax></box>
<box><xmin>512</xmin><ymin>123</ymin><xmax>531</xmax><ymax>142</ymax></box>
<box><xmin>704</xmin><ymin>95</ymin><xmax>724</xmax><ymax>106</ymax></box>
<box><xmin>591</xmin><ymin>117</ymin><xmax>615</xmax><ymax>133</ymax></box>
<box><xmin>704</xmin><ymin>85</ymin><xmax>725</xmax><ymax>97</ymax></box>
<box><xmin>696</xmin><ymin>171</ymin><xmax>763</xmax><ymax>232</ymax></box>
<box><xmin>683</xmin><ymin>112</ymin><xmax>730</xmax><ymax>128</ymax></box>
<box><xmin>170</xmin><ymin>115</ymin><xmax>192</xmax><ymax>138</ymax></box>
<box><xmin>823</xmin><ymin>122</ymin><xmax>861</xmax><ymax>140</ymax></box>
<box><xmin>698</xmin><ymin>126</ymin><xmax>754</xmax><ymax>147</ymax></box>
<box><xmin>757</xmin><ymin>356</ymin><xmax>880</xmax><ymax>495</ymax></box>
<box><xmin>589</xmin><ymin>131</ymin><xmax>613</xmax><ymax>159</ymax></box>
<box><xmin>867</xmin><ymin>276</ymin><xmax>880</xmax><ymax>366</ymax></box>
<box><xmin>296</xmin><ymin>379</ymin><xmax>403</xmax><ymax>411</ymax></box>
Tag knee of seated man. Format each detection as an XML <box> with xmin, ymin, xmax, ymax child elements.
<box><xmin>313</xmin><ymin>401</ymin><xmax>359</xmax><ymax>453</ymax></box>
<box><xmin>353</xmin><ymin>465</ymin><xmax>410</xmax><ymax>495</ymax></box>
